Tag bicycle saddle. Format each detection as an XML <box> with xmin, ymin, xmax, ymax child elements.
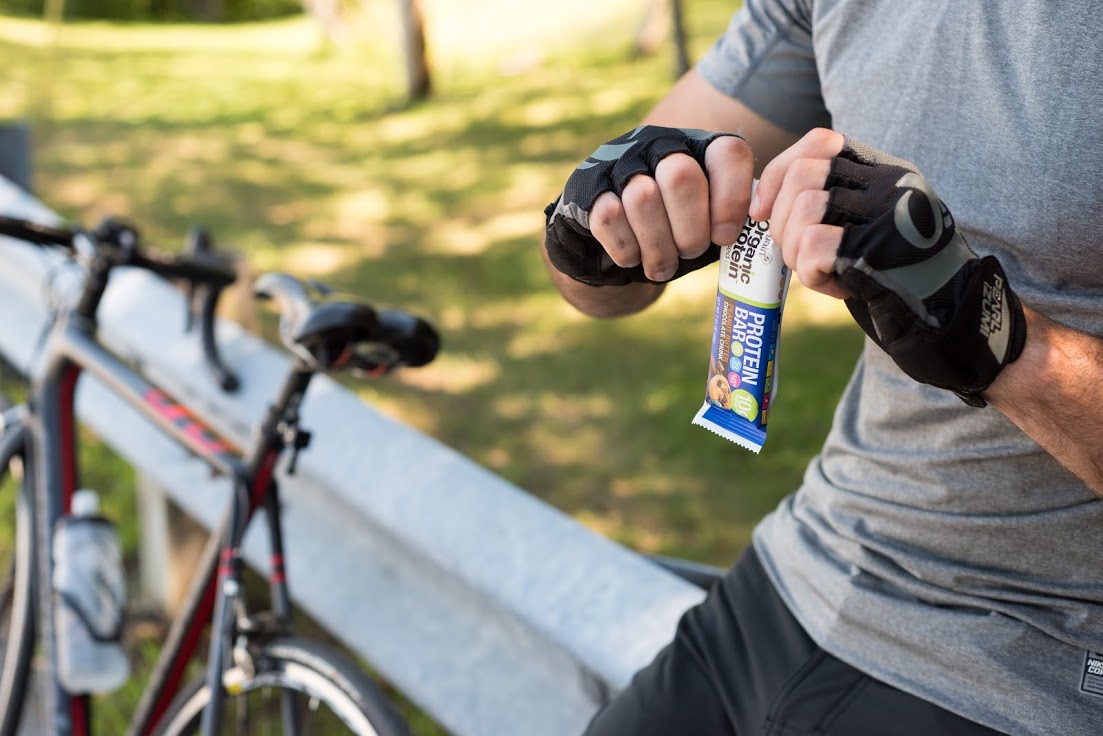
<box><xmin>254</xmin><ymin>272</ymin><xmax>439</xmax><ymax>374</ymax></box>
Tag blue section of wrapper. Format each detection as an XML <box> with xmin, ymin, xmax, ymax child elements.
<box><xmin>694</xmin><ymin>402</ymin><xmax>769</xmax><ymax>451</ymax></box>
<box><xmin>693</xmin><ymin>291</ymin><xmax>782</xmax><ymax>453</ymax></box>
<box><xmin>692</xmin><ymin>205</ymin><xmax>787</xmax><ymax>454</ymax></box>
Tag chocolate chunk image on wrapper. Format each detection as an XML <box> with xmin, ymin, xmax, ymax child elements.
<box><xmin>692</xmin><ymin>188</ymin><xmax>790</xmax><ymax>453</ymax></box>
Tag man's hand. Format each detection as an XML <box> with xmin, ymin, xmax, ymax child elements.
<box><xmin>750</xmin><ymin>129</ymin><xmax>1027</xmax><ymax>406</ymax></box>
<box><xmin>544</xmin><ymin>125</ymin><xmax>755</xmax><ymax>286</ymax></box>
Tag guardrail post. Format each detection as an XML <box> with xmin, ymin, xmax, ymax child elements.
<box><xmin>136</xmin><ymin>474</ymin><xmax>209</xmax><ymax>617</ymax></box>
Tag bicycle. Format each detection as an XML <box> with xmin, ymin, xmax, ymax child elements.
<box><xmin>0</xmin><ymin>212</ymin><xmax>440</xmax><ymax>735</ymax></box>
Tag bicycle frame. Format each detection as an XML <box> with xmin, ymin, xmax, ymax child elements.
<box><xmin>26</xmin><ymin>277</ymin><xmax>315</xmax><ymax>735</ymax></box>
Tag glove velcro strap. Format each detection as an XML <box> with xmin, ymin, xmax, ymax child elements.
<box><xmin>838</xmin><ymin>256</ymin><xmax>1026</xmax><ymax>404</ymax></box>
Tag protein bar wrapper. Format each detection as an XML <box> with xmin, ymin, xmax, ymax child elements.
<box><xmin>692</xmin><ymin>211</ymin><xmax>789</xmax><ymax>453</ymax></box>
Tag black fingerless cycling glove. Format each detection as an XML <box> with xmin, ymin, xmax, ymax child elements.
<box><xmin>825</xmin><ymin>137</ymin><xmax>1026</xmax><ymax>406</ymax></box>
<box><xmin>544</xmin><ymin>125</ymin><xmax>743</xmax><ymax>286</ymax></box>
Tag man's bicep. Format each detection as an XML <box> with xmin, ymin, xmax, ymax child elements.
<box><xmin>644</xmin><ymin>70</ymin><xmax>800</xmax><ymax>176</ymax></box>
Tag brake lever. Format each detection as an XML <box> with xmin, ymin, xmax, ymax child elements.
<box><xmin>185</xmin><ymin>226</ymin><xmax>240</xmax><ymax>393</ymax></box>
<box><xmin>183</xmin><ymin>226</ymin><xmax>211</xmax><ymax>332</ymax></box>
<box><xmin>198</xmin><ymin>283</ymin><xmax>240</xmax><ymax>392</ymax></box>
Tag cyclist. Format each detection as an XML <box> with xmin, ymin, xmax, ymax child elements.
<box><xmin>542</xmin><ymin>2</ymin><xmax>1103</xmax><ymax>734</ymax></box>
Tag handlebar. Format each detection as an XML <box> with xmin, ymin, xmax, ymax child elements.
<box><xmin>0</xmin><ymin>217</ymin><xmax>75</xmax><ymax>248</ymax></box>
<box><xmin>0</xmin><ymin>214</ymin><xmax>441</xmax><ymax>385</ymax></box>
<box><xmin>0</xmin><ymin>213</ymin><xmax>241</xmax><ymax>391</ymax></box>
<box><xmin>0</xmin><ymin>215</ymin><xmax>237</xmax><ymax>289</ymax></box>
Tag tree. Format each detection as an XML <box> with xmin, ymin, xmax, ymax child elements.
<box><xmin>634</xmin><ymin>0</ymin><xmax>690</xmax><ymax>78</ymax></box>
<box><xmin>301</xmin><ymin>0</ymin><xmax>432</xmax><ymax>104</ymax></box>
<box><xmin>399</xmin><ymin>0</ymin><xmax>431</xmax><ymax>101</ymax></box>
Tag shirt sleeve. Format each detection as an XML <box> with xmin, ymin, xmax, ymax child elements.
<box><xmin>696</xmin><ymin>0</ymin><xmax>830</xmax><ymax>135</ymax></box>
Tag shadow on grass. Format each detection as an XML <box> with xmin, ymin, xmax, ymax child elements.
<box><xmin>2</xmin><ymin>20</ymin><xmax>866</xmax><ymax>569</ymax></box>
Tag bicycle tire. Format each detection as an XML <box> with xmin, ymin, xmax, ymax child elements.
<box><xmin>154</xmin><ymin>636</ymin><xmax>412</xmax><ymax>736</ymax></box>
<box><xmin>0</xmin><ymin>421</ymin><xmax>35</xmax><ymax>736</ymax></box>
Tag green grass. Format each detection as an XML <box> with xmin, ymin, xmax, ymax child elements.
<box><xmin>0</xmin><ymin>2</ymin><xmax>866</xmax><ymax>732</ymax></box>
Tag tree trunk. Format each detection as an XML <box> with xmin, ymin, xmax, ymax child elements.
<box><xmin>634</xmin><ymin>0</ymin><xmax>690</xmax><ymax>78</ymax></box>
<box><xmin>670</xmin><ymin>0</ymin><xmax>690</xmax><ymax>77</ymax></box>
<box><xmin>400</xmin><ymin>0</ymin><xmax>432</xmax><ymax>101</ymax></box>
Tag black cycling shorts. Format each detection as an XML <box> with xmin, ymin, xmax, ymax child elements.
<box><xmin>582</xmin><ymin>547</ymin><xmax>1006</xmax><ymax>735</ymax></box>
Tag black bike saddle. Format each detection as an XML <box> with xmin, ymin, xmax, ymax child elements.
<box><xmin>254</xmin><ymin>272</ymin><xmax>438</xmax><ymax>374</ymax></box>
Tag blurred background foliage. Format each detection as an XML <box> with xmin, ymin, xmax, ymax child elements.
<box><xmin>0</xmin><ymin>1</ymin><xmax>864</xmax><ymax>728</ymax></box>
<box><xmin>0</xmin><ymin>0</ymin><xmax>865</xmax><ymax>572</ymax></box>
<box><xmin>0</xmin><ymin>0</ymin><xmax>301</xmax><ymax>22</ymax></box>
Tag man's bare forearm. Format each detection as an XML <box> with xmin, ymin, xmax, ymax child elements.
<box><xmin>986</xmin><ymin>307</ymin><xmax>1103</xmax><ymax>497</ymax></box>
<box><xmin>540</xmin><ymin>243</ymin><xmax>665</xmax><ymax>318</ymax></box>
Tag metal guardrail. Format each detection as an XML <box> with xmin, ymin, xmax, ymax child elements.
<box><xmin>0</xmin><ymin>175</ymin><xmax>707</xmax><ymax>736</ymax></box>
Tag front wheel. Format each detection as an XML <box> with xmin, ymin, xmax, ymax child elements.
<box><xmin>154</xmin><ymin>637</ymin><xmax>412</xmax><ymax>736</ymax></box>
<box><xmin>0</xmin><ymin>419</ymin><xmax>35</xmax><ymax>736</ymax></box>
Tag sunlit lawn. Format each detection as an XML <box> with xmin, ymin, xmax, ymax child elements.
<box><xmin>0</xmin><ymin>0</ymin><xmax>867</xmax><ymax>609</ymax></box>
<box><xmin>0</xmin><ymin>2</ymin><xmax>865</xmax><ymax>731</ymax></box>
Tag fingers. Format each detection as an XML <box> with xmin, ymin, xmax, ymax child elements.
<box><xmin>704</xmin><ymin>135</ymin><xmax>755</xmax><ymax>246</ymax></box>
<box><xmin>750</xmin><ymin>127</ymin><xmax>844</xmax><ymax>222</ymax></box>
<box><xmin>654</xmin><ymin>154</ymin><xmax>710</xmax><ymax>258</ymax></box>
<box><xmin>776</xmin><ymin>189</ymin><xmax>830</xmax><ymax>266</ymax></box>
<box><xmin>588</xmin><ymin>138</ymin><xmax>755</xmax><ymax>282</ymax></box>
<box><xmin>796</xmin><ymin>223</ymin><xmax>849</xmax><ymax>299</ymax></box>
<box><xmin>773</xmin><ymin>188</ymin><xmax>848</xmax><ymax>298</ymax></box>
<box><xmin>590</xmin><ymin>192</ymin><xmax>642</xmax><ymax>269</ymax></box>
<box><xmin>758</xmin><ymin>185</ymin><xmax>849</xmax><ymax>298</ymax></box>
<box><xmin>768</xmin><ymin>157</ymin><xmax>831</xmax><ymax>249</ymax></box>
<box><xmin>588</xmin><ymin>169</ymin><xmax>687</xmax><ymax>282</ymax></box>
<box><xmin>740</xmin><ymin>127</ymin><xmax>848</xmax><ymax>298</ymax></box>
<box><xmin>622</xmin><ymin>175</ymin><xmax>680</xmax><ymax>281</ymax></box>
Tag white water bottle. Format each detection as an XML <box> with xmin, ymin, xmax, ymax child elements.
<box><xmin>52</xmin><ymin>489</ymin><xmax>130</xmax><ymax>693</ymax></box>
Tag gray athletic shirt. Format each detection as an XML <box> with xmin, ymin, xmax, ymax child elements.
<box><xmin>697</xmin><ymin>2</ymin><xmax>1103</xmax><ymax>734</ymax></box>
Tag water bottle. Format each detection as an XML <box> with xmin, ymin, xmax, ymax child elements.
<box><xmin>52</xmin><ymin>489</ymin><xmax>130</xmax><ymax>693</ymax></box>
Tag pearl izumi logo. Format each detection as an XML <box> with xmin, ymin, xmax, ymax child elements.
<box><xmin>1080</xmin><ymin>651</ymin><xmax>1103</xmax><ymax>697</ymax></box>
<box><xmin>979</xmin><ymin>274</ymin><xmax>1005</xmax><ymax>339</ymax></box>
<box><xmin>893</xmin><ymin>172</ymin><xmax>952</xmax><ymax>250</ymax></box>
